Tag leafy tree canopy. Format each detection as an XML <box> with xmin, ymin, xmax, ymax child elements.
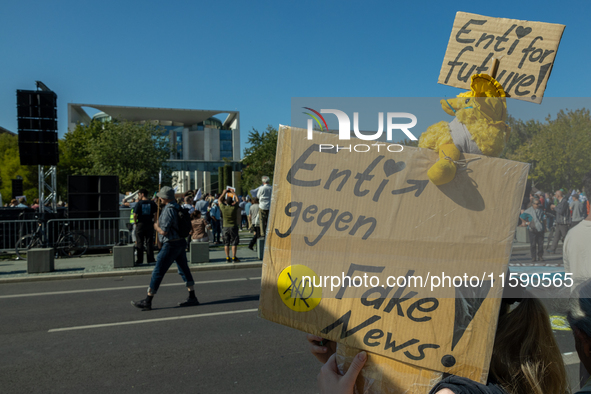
<box><xmin>0</xmin><ymin>134</ymin><xmax>38</xmax><ymax>205</ymax></box>
<box><xmin>241</xmin><ymin>126</ymin><xmax>278</xmax><ymax>196</ymax></box>
<box><xmin>501</xmin><ymin>108</ymin><xmax>591</xmax><ymax>191</ymax></box>
<box><xmin>59</xmin><ymin>119</ymin><xmax>171</xmax><ymax>194</ymax></box>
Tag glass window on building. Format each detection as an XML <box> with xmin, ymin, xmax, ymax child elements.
<box><xmin>162</xmin><ymin>126</ymin><xmax>184</xmax><ymax>160</ymax></box>
<box><xmin>220</xmin><ymin>129</ymin><xmax>233</xmax><ymax>159</ymax></box>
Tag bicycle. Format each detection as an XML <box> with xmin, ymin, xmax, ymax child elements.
<box><xmin>15</xmin><ymin>220</ymin><xmax>89</xmax><ymax>260</ymax></box>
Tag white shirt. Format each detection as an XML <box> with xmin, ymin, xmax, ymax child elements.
<box><xmin>564</xmin><ymin>219</ymin><xmax>591</xmax><ymax>291</ymax></box>
<box><xmin>257</xmin><ymin>184</ymin><xmax>273</xmax><ymax>210</ymax></box>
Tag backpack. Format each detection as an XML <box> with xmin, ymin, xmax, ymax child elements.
<box><xmin>173</xmin><ymin>206</ymin><xmax>193</xmax><ymax>238</ymax></box>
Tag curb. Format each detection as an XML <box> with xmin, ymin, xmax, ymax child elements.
<box><xmin>0</xmin><ymin>262</ymin><xmax>263</xmax><ymax>284</ymax></box>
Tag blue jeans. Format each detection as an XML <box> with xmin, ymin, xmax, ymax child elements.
<box><xmin>149</xmin><ymin>239</ymin><xmax>194</xmax><ymax>294</ymax></box>
<box><xmin>211</xmin><ymin>219</ymin><xmax>221</xmax><ymax>243</ymax></box>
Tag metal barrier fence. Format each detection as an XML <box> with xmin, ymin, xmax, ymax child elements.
<box><xmin>0</xmin><ymin>220</ymin><xmax>39</xmax><ymax>253</ymax></box>
<box><xmin>46</xmin><ymin>217</ymin><xmax>131</xmax><ymax>249</ymax></box>
<box><xmin>0</xmin><ymin>217</ymin><xmax>132</xmax><ymax>254</ymax></box>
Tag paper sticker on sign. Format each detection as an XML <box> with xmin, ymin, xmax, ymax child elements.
<box><xmin>438</xmin><ymin>12</ymin><xmax>565</xmax><ymax>103</ymax></box>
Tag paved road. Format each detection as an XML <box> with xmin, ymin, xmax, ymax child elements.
<box><xmin>0</xmin><ymin>249</ymin><xmax>583</xmax><ymax>393</ymax></box>
<box><xmin>0</xmin><ymin>268</ymin><xmax>320</xmax><ymax>394</ymax></box>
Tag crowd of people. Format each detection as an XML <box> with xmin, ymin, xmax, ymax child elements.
<box><xmin>520</xmin><ymin>187</ymin><xmax>590</xmax><ymax>262</ymax></box>
<box><xmin>130</xmin><ymin>176</ymin><xmax>273</xmax><ymax>311</ymax></box>
<box><xmin>3</xmin><ymin>197</ymin><xmax>66</xmax><ymax>210</ymax></box>
<box><xmin>127</xmin><ymin>178</ymin><xmax>272</xmax><ymax>264</ymax></box>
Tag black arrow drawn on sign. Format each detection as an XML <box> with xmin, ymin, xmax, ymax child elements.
<box><xmin>391</xmin><ymin>180</ymin><xmax>429</xmax><ymax>197</ymax></box>
<box><xmin>440</xmin><ymin>280</ymin><xmax>493</xmax><ymax>368</ymax></box>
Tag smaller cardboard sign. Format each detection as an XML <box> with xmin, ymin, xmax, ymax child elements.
<box><xmin>438</xmin><ymin>12</ymin><xmax>565</xmax><ymax>103</ymax></box>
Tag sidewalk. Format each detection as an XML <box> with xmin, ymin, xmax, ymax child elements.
<box><xmin>512</xmin><ymin>230</ymin><xmax>563</xmax><ymax>253</ymax></box>
<box><xmin>0</xmin><ymin>230</ymin><xmax>263</xmax><ymax>284</ymax></box>
<box><xmin>0</xmin><ymin>230</ymin><xmax>563</xmax><ymax>284</ymax></box>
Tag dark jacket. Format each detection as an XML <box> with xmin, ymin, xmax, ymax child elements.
<box><xmin>554</xmin><ymin>197</ymin><xmax>571</xmax><ymax>225</ymax></box>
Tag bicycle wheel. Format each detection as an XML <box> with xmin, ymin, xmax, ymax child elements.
<box><xmin>15</xmin><ymin>235</ymin><xmax>42</xmax><ymax>260</ymax></box>
<box><xmin>58</xmin><ymin>232</ymin><xmax>88</xmax><ymax>257</ymax></box>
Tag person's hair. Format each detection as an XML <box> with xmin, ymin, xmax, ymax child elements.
<box><xmin>532</xmin><ymin>198</ymin><xmax>540</xmax><ymax>206</ymax></box>
<box><xmin>18</xmin><ymin>197</ymin><xmax>26</xmax><ymax>204</ymax></box>
<box><xmin>177</xmin><ymin>198</ymin><xmax>183</xmax><ymax>204</ymax></box>
<box><xmin>185</xmin><ymin>196</ymin><xmax>192</xmax><ymax>204</ymax></box>
<box><xmin>226</xmin><ymin>195</ymin><xmax>234</xmax><ymax>205</ymax></box>
<box><xmin>190</xmin><ymin>210</ymin><xmax>201</xmax><ymax>220</ymax></box>
<box><xmin>252</xmin><ymin>198</ymin><xmax>259</xmax><ymax>204</ymax></box>
<box><xmin>490</xmin><ymin>295</ymin><xmax>568</xmax><ymax>394</ymax></box>
<box><xmin>573</xmin><ymin>193</ymin><xmax>580</xmax><ymax>200</ymax></box>
<box><xmin>34</xmin><ymin>198</ymin><xmax>39</xmax><ymax>204</ymax></box>
<box><xmin>556</xmin><ymin>190</ymin><xmax>564</xmax><ymax>198</ymax></box>
<box><xmin>139</xmin><ymin>188</ymin><xmax>148</xmax><ymax>196</ymax></box>
<box><xmin>262</xmin><ymin>175</ymin><xmax>270</xmax><ymax>184</ymax></box>
<box><xmin>568</xmin><ymin>280</ymin><xmax>591</xmax><ymax>337</ymax></box>
<box><xmin>10</xmin><ymin>199</ymin><xmax>16</xmax><ymax>205</ymax></box>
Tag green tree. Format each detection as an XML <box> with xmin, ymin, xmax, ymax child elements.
<box><xmin>395</xmin><ymin>138</ymin><xmax>419</xmax><ymax>147</ymax></box>
<box><xmin>242</xmin><ymin>126</ymin><xmax>278</xmax><ymax>196</ymax></box>
<box><xmin>502</xmin><ymin>109</ymin><xmax>591</xmax><ymax>191</ymax></box>
<box><xmin>60</xmin><ymin>120</ymin><xmax>171</xmax><ymax>193</ymax></box>
<box><xmin>0</xmin><ymin>134</ymin><xmax>38</xmax><ymax>205</ymax></box>
<box><xmin>528</xmin><ymin>109</ymin><xmax>591</xmax><ymax>191</ymax></box>
<box><xmin>501</xmin><ymin>115</ymin><xmax>544</xmax><ymax>158</ymax></box>
<box><xmin>56</xmin><ymin>120</ymin><xmax>103</xmax><ymax>198</ymax></box>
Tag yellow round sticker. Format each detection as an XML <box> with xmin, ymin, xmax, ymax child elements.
<box><xmin>550</xmin><ymin>315</ymin><xmax>571</xmax><ymax>331</ymax></box>
<box><xmin>277</xmin><ymin>265</ymin><xmax>322</xmax><ymax>312</ymax></box>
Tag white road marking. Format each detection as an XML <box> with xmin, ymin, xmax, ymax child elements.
<box><xmin>0</xmin><ymin>277</ymin><xmax>261</xmax><ymax>299</ymax></box>
<box><xmin>48</xmin><ymin>308</ymin><xmax>259</xmax><ymax>332</ymax></box>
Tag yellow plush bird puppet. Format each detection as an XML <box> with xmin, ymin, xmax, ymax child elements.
<box><xmin>418</xmin><ymin>73</ymin><xmax>510</xmax><ymax>185</ymax></box>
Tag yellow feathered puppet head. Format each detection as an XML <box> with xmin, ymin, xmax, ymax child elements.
<box><xmin>441</xmin><ymin>74</ymin><xmax>510</xmax><ymax>157</ymax></box>
<box><xmin>418</xmin><ymin>73</ymin><xmax>511</xmax><ymax>185</ymax></box>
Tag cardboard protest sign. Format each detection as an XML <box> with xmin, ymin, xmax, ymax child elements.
<box><xmin>438</xmin><ymin>12</ymin><xmax>564</xmax><ymax>104</ymax></box>
<box><xmin>259</xmin><ymin>126</ymin><xmax>528</xmax><ymax>391</ymax></box>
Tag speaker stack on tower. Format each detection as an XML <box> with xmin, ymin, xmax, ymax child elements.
<box><xmin>68</xmin><ymin>176</ymin><xmax>119</xmax><ymax>219</ymax></box>
<box><xmin>16</xmin><ymin>82</ymin><xmax>59</xmax><ymax>166</ymax></box>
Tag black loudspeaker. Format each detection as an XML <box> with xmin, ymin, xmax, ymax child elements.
<box><xmin>12</xmin><ymin>179</ymin><xmax>23</xmax><ymax>198</ymax></box>
<box><xmin>18</xmin><ymin>142</ymin><xmax>59</xmax><ymax>166</ymax></box>
<box><xmin>16</xmin><ymin>89</ymin><xmax>59</xmax><ymax>166</ymax></box>
<box><xmin>68</xmin><ymin>176</ymin><xmax>119</xmax><ymax>219</ymax></box>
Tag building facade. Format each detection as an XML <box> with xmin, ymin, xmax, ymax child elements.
<box><xmin>67</xmin><ymin>103</ymin><xmax>242</xmax><ymax>193</ymax></box>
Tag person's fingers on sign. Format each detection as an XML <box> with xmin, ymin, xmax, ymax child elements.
<box><xmin>307</xmin><ymin>334</ymin><xmax>336</xmax><ymax>364</ymax></box>
<box><xmin>318</xmin><ymin>351</ymin><xmax>366</xmax><ymax>394</ymax></box>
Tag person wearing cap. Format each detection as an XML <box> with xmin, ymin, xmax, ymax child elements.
<box><xmin>131</xmin><ymin>186</ymin><xmax>199</xmax><ymax>311</ymax></box>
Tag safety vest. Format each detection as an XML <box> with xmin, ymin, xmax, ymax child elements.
<box><xmin>130</xmin><ymin>208</ymin><xmax>135</xmax><ymax>224</ymax></box>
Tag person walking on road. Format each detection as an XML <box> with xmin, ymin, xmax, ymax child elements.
<box><xmin>132</xmin><ymin>186</ymin><xmax>199</xmax><ymax>311</ymax></box>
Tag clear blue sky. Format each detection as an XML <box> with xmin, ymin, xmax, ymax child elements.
<box><xmin>1</xmin><ymin>1</ymin><xmax>589</xmax><ymax>155</ymax></box>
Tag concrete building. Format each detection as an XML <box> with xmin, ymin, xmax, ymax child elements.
<box><xmin>67</xmin><ymin>104</ymin><xmax>242</xmax><ymax>194</ymax></box>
